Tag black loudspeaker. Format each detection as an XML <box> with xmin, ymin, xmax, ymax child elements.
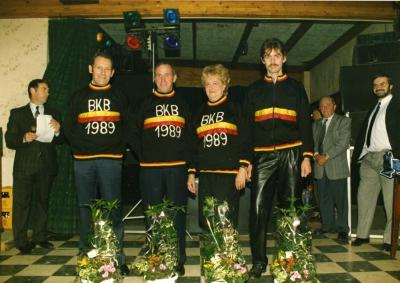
<box><xmin>353</xmin><ymin>41</ymin><xmax>400</xmax><ymax>65</ymax></box>
<box><xmin>340</xmin><ymin>62</ymin><xmax>400</xmax><ymax>113</ymax></box>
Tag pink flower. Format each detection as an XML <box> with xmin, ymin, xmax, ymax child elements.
<box><xmin>234</xmin><ymin>263</ymin><xmax>241</xmax><ymax>270</ymax></box>
<box><xmin>159</xmin><ymin>264</ymin><xmax>167</xmax><ymax>271</ymax></box>
<box><xmin>99</xmin><ymin>261</ymin><xmax>116</xmax><ymax>278</ymax></box>
<box><xmin>240</xmin><ymin>267</ymin><xmax>247</xmax><ymax>274</ymax></box>
<box><xmin>303</xmin><ymin>269</ymin><xmax>309</xmax><ymax>279</ymax></box>
<box><xmin>290</xmin><ymin>271</ymin><xmax>301</xmax><ymax>281</ymax></box>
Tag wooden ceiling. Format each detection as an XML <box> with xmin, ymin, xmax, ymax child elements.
<box><xmin>0</xmin><ymin>1</ymin><xmax>396</xmax><ymax>21</ymax></box>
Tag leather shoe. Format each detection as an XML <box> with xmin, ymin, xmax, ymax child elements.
<box><xmin>120</xmin><ymin>264</ymin><xmax>130</xmax><ymax>276</ymax></box>
<box><xmin>337</xmin><ymin>232</ymin><xmax>348</xmax><ymax>243</ymax></box>
<box><xmin>351</xmin><ymin>237</ymin><xmax>370</xmax><ymax>246</ymax></box>
<box><xmin>34</xmin><ymin>241</ymin><xmax>54</xmax><ymax>249</ymax></box>
<box><xmin>176</xmin><ymin>263</ymin><xmax>185</xmax><ymax>276</ymax></box>
<box><xmin>382</xmin><ymin>243</ymin><xmax>391</xmax><ymax>252</ymax></box>
<box><xmin>18</xmin><ymin>242</ymin><xmax>35</xmax><ymax>254</ymax></box>
<box><xmin>249</xmin><ymin>264</ymin><xmax>266</xmax><ymax>278</ymax></box>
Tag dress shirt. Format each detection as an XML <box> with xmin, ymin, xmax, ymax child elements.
<box><xmin>359</xmin><ymin>94</ymin><xmax>392</xmax><ymax>159</ymax></box>
<box><xmin>29</xmin><ymin>103</ymin><xmax>44</xmax><ymax>117</ymax></box>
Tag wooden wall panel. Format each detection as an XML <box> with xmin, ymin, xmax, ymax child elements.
<box><xmin>0</xmin><ymin>1</ymin><xmax>395</xmax><ymax>21</ymax></box>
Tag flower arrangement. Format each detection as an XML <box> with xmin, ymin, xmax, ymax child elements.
<box><xmin>202</xmin><ymin>197</ymin><xmax>249</xmax><ymax>283</ymax></box>
<box><xmin>77</xmin><ymin>199</ymin><xmax>122</xmax><ymax>283</ymax></box>
<box><xmin>132</xmin><ymin>199</ymin><xmax>183</xmax><ymax>281</ymax></box>
<box><xmin>270</xmin><ymin>198</ymin><xmax>316</xmax><ymax>283</ymax></box>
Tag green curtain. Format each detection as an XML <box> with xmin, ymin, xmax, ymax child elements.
<box><xmin>43</xmin><ymin>18</ymin><xmax>99</xmax><ymax>235</ymax></box>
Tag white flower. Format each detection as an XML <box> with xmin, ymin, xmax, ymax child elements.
<box><xmin>292</xmin><ymin>218</ymin><xmax>300</xmax><ymax>228</ymax></box>
<box><xmin>285</xmin><ymin>251</ymin><xmax>293</xmax><ymax>259</ymax></box>
<box><xmin>98</xmin><ymin>220</ymin><xmax>106</xmax><ymax>227</ymax></box>
<box><xmin>87</xmin><ymin>249</ymin><xmax>98</xmax><ymax>258</ymax></box>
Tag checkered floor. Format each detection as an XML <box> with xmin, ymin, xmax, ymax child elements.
<box><xmin>1</xmin><ymin>231</ymin><xmax>400</xmax><ymax>283</ymax></box>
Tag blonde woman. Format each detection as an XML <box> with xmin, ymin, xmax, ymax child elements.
<box><xmin>187</xmin><ymin>64</ymin><xmax>250</xmax><ymax>229</ymax></box>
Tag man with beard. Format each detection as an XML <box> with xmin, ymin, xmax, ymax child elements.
<box><xmin>351</xmin><ymin>74</ymin><xmax>400</xmax><ymax>251</ymax></box>
<box><xmin>244</xmin><ymin>38</ymin><xmax>313</xmax><ymax>278</ymax></box>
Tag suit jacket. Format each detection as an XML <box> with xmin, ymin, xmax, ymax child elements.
<box><xmin>352</xmin><ymin>95</ymin><xmax>400</xmax><ymax>163</ymax></box>
<box><xmin>313</xmin><ymin>113</ymin><xmax>351</xmax><ymax>180</ymax></box>
<box><xmin>5</xmin><ymin>103</ymin><xmax>63</xmax><ymax>176</ymax></box>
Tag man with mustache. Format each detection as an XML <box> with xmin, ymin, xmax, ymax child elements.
<box><xmin>244</xmin><ymin>38</ymin><xmax>313</xmax><ymax>278</ymax></box>
<box><xmin>351</xmin><ymin>74</ymin><xmax>400</xmax><ymax>251</ymax></box>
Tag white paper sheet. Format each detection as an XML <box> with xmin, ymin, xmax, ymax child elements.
<box><xmin>36</xmin><ymin>114</ymin><xmax>54</xmax><ymax>143</ymax></box>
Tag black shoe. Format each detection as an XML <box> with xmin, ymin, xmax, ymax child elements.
<box><xmin>382</xmin><ymin>243</ymin><xmax>391</xmax><ymax>252</ymax></box>
<box><xmin>18</xmin><ymin>242</ymin><xmax>35</xmax><ymax>254</ymax></box>
<box><xmin>337</xmin><ymin>232</ymin><xmax>348</xmax><ymax>243</ymax></box>
<box><xmin>176</xmin><ymin>263</ymin><xmax>185</xmax><ymax>276</ymax></box>
<box><xmin>120</xmin><ymin>264</ymin><xmax>130</xmax><ymax>276</ymax></box>
<box><xmin>249</xmin><ymin>264</ymin><xmax>266</xmax><ymax>278</ymax></box>
<box><xmin>351</xmin><ymin>237</ymin><xmax>370</xmax><ymax>246</ymax></box>
<box><xmin>34</xmin><ymin>241</ymin><xmax>54</xmax><ymax>249</ymax></box>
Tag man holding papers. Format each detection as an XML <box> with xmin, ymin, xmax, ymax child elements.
<box><xmin>5</xmin><ymin>78</ymin><xmax>62</xmax><ymax>254</ymax></box>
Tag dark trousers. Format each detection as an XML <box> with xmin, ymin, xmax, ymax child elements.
<box><xmin>316</xmin><ymin>172</ymin><xmax>348</xmax><ymax>233</ymax></box>
<box><xmin>74</xmin><ymin>159</ymin><xmax>125</xmax><ymax>264</ymax></box>
<box><xmin>249</xmin><ymin>148</ymin><xmax>302</xmax><ymax>266</ymax></box>
<box><xmin>12</xmin><ymin>169</ymin><xmax>54</xmax><ymax>248</ymax></box>
<box><xmin>140</xmin><ymin>166</ymin><xmax>188</xmax><ymax>264</ymax></box>
<box><xmin>198</xmin><ymin>173</ymin><xmax>240</xmax><ymax>229</ymax></box>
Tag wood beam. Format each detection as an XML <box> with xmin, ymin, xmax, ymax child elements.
<box><xmin>285</xmin><ymin>22</ymin><xmax>313</xmax><ymax>52</ymax></box>
<box><xmin>231</xmin><ymin>22</ymin><xmax>256</xmax><ymax>66</ymax></box>
<box><xmin>0</xmin><ymin>1</ymin><xmax>396</xmax><ymax>21</ymax></box>
<box><xmin>304</xmin><ymin>23</ymin><xmax>370</xmax><ymax>70</ymax></box>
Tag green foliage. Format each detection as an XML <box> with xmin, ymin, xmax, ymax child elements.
<box><xmin>270</xmin><ymin>198</ymin><xmax>317</xmax><ymax>283</ymax></box>
<box><xmin>77</xmin><ymin>199</ymin><xmax>122</xmax><ymax>283</ymax></box>
<box><xmin>132</xmin><ymin>199</ymin><xmax>183</xmax><ymax>280</ymax></box>
<box><xmin>202</xmin><ymin>197</ymin><xmax>249</xmax><ymax>283</ymax></box>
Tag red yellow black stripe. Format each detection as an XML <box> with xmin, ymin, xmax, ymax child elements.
<box><xmin>254</xmin><ymin>140</ymin><xmax>302</xmax><ymax>152</ymax></box>
<box><xmin>89</xmin><ymin>83</ymin><xmax>112</xmax><ymax>91</ymax></box>
<box><xmin>140</xmin><ymin>161</ymin><xmax>186</xmax><ymax>167</ymax></box>
<box><xmin>199</xmin><ymin>169</ymin><xmax>238</xmax><ymax>174</ymax></box>
<box><xmin>255</xmin><ymin>107</ymin><xmax>297</xmax><ymax>122</ymax></box>
<box><xmin>207</xmin><ymin>95</ymin><xmax>227</xmax><ymax>106</ymax></box>
<box><xmin>153</xmin><ymin>90</ymin><xmax>175</xmax><ymax>98</ymax></box>
<box><xmin>196</xmin><ymin>122</ymin><xmax>238</xmax><ymax>137</ymax></box>
<box><xmin>264</xmin><ymin>74</ymin><xmax>288</xmax><ymax>83</ymax></box>
<box><xmin>143</xmin><ymin>116</ymin><xmax>185</xmax><ymax>129</ymax></box>
<box><xmin>73</xmin><ymin>154</ymin><xmax>123</xmax><ymax>159</ymax></box>
<box><xmin>78</xmin><ymin>111</ymin><xmax>121</xmax><ymax>123</ymax></box>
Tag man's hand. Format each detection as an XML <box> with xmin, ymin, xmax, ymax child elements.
<box><xmin>235</xmin><ymin>167</ymin><xmax>247</xmax><ymax>190</ymax></box>
<box><xmin>301</xmin><ymin>158</ymin><xmax>312</xmax><ymax>177</ymax></box>
<box><xmin>315</xmin><ymin>154</ymin><xmax>329</xmax><ymax>166</ymax></box>
<box><xmin>49</xmin><ymin>119</ymin><xmax>60</xmax><ymax>134</ymax></box>
<box><xmin>246</xmin><ymin>164</ymin><xmax>252</xmax><ymax>182</ymax></box>
<box><xmin>24</xmin><ymin>132</ymin><xmax>38</xmax><ymax>143</ymax></box>
<box><xmin>187</xmin><ymin>174</ymin><xmax>196</xmax><ymax>194</ymax></box>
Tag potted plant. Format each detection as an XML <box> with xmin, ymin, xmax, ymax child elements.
<box><xmin>77</xmin><ymin>199</ymin><xmax>123</xmax><ymax>283</ymax></box>
<box><xmin>201</xmin><ymin>197</ymin><xmax>249</xmax><ymax>283</ymax></box>
<box><xmin>270</xmin><ymin>198</ymin><xmax>317</xmax><ymax>283</ymax></box>
<box><xmin>132</xmin><ymin>199</ymin><xmax>183</xmax><ymax>282</ymax></box>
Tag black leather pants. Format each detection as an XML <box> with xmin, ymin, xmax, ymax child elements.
<box><xmin>249</xmin><ymin>148</ymin><xmax>302</xmax><ymax>265</ymax></box>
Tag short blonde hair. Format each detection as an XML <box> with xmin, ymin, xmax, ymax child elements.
<box><xmin>201</xmin><ymin>64</ymin><xmax>231</xmax><ymax>91</ymax></box>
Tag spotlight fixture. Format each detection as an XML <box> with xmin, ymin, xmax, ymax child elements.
<box><xmin>126</xmin><ymin>33</ymin><xmax>142</xmax><ymax>50</ymax></box>
<box><xmin>163</xmin><ymin>8</ymin><xmax>180</xmax><ymax>57</ymax></box>
<box><xmin>123</xmin><ymin>11</ymin><xmax>142</xmax><ymax>32</ymax></box>
<box><xmin>163</xmin><ymin>9</ymin><xmax>180</xmax><ymax>26</ymax></box>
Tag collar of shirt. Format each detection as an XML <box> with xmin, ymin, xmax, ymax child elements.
<box><xmin>322</xmin><ymin>114</ymin><xmax>334</xmax><ymax>131</ymax></box>
<box><xmin>378</xmin><ymin>93</ymin><xmax>392</xmax><ymax>107</ymax></box>
<box><xmin>29</xmin><ymin>102</ymin><xmax>44</xmax><ymax>116</ymax></box>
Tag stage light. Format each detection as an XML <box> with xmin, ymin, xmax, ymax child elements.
<box><xmin>126</xmin><ymin>33</ymin><xmax>141</xmax><ymax>50</ymax></box>
<box><xmin>164</xmin><ymin>32</ymin><xmax>180</xmax><ymax>57</ymax></box>
<box><xmin>123</xmin><ymin>11</ymin><xmax>142</xmax><ymax>32</ymax></box>
<box><xmin>164</xmin><ymin>9</ymin><xmax>180</xmax><ymax>26</ymax></box>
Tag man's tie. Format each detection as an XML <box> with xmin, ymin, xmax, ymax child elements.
<box><xmin>35</xmin><ymin>106</ymin><xmax>40</xmax><ymax>119</ymax></box>
<box><xmin>366</xmin><ymin>102</ymin><xmax>381</xmax><ymax>147</ymax></box>
<box><xmin>318</xmin><ymin>119</ymin><xmax>327</xmax><ymax>153</ymax></box>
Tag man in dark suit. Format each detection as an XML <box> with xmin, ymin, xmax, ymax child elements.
<box><xmin>351</xmin><ymin>74</ymin><xmax>400</xmax><ymax>251</ymax></box>
<box><xmin>313</xmin><ymin>96</ymin><xmax>351</xmax><ymax>243</ymax></box>
<box><xmin>5</xmin><ymin>79</ymin><xmax>62</xmax><ymax>254</ymax></box>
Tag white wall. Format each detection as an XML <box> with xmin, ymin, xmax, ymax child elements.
<box><xmin>0</xmin><ymin>19</ymin><xmax>48</xmax><ymax>186</ymax></box>
<box><xmin>309</xmin><ymin>23</ymin><xmax>394</xmax><ymax>103</ymax></box>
